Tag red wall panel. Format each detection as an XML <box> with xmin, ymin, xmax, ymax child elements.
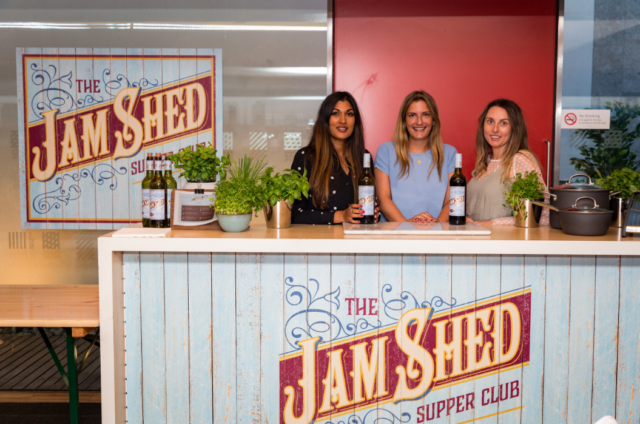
<box><xmin>334</xmin><ymin>0</ymin><xmax>557</xmax><ymax>180</ymax></box>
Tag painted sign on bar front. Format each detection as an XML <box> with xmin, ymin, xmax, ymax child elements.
<box><xmin>16</xmin><ymin>48</ymin><xmax>222</xmax><ymax>229</ymax></box>
<box><xmin>279</xmin><ymin>277</ymin><xmax>531</xmax><ymax>424</ymax></box>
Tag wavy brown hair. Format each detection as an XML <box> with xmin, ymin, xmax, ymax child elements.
<box><xmin>305</xmin><ymin>92</ymin><xmax>366</xmax><ymax>209</ymax></box>
<box><xmin>393</xmin><ymin>91</ymin><xmax>445</xmax><ymax>181</ymax></box>
<box><xmin>474</xmin><ymin>99</ymin><xmax>541</xmax><ymax>181</ymax></box>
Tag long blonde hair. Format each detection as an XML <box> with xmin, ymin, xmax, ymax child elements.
<box><xmin>474</xmin><ymin>99</ymin><xmax>541</xmax><ymax>181</ymax></box>
<box><xmin>393</xmin><ymin>91</ymin><xmax>445</xmax><ymax>181</ymax></box>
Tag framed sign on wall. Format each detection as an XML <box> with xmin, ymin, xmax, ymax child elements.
<box><xmin>16</xmin><ymin>47</ymin><xmax>222</xmax><ymax>230</ymax></box>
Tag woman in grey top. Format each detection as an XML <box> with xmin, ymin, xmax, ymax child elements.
<box><xmin>467</xmin><ymin>99</ymin><xmax>549</xmax><ymax>225</ymax></box>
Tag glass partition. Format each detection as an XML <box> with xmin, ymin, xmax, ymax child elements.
<box><xmin>556</xmin><ymin>0</ymin><xmax>640</xmax><ymax>184</ymax></box>
<box><xmin>0</xmin><ymin>0</ymin><xmax>329</xmax><ymax>285</ymax></box>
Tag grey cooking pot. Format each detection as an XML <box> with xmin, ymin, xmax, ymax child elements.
<box><xmin>549</xmin><ymin>174</ymin><xmax>621</xmax><ymax>229</ymax></box>
<box><xmin>532</xmin><ymin>196</ymin><xmax>613</xmax><ymax>236</ymax></box>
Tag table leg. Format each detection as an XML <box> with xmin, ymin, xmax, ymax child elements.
<box><xmin>66</xmin><ymin>328</ymin><xmax>79</xmax><ymax>424</ymax></box>
<box><xmin>37</xmin><ymin>328</ymin><xmax>82</xmax><ymax>424</ymax></box>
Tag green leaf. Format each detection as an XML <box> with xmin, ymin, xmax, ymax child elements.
<box><xmin>253</xmin><ymin>164</ymin><xmax>311</xmax><ymax>206</ymax></box>
<box><xmin>504</xmin><ymin>171</ymin><xmax>545</xmax><ymax>213</ymax></box>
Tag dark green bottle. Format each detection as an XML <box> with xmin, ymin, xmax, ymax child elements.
<box><xmin>449</xmin><ymin>153</ymin><xmax>466</xmax><ymax>225</ymax></box>
<box><xmin>141</xmin><ymin>152</ymin><xmax>153</xmax><ymax>227</ymax></box>
<box><xmin>149</xmin><ymin>153</ymin><xmax>167</xmax><ymax>228</ymax></box>
<box><xmin>164</xmin><ymin>156</ymin><xmax>177</xmax><ymax>227</ymax></box>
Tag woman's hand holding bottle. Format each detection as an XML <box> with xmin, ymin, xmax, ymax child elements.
<box><xmin>335</xmin><ymin>202</ymin><xmax>381</xmax><ymax>223</ymax></box>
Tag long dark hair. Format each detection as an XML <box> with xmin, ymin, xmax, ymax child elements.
<box><xmin>306</xmin><ymin>91</ymin><xmax>366</xmax><ymax>209</ymax></box>
<box><xmin>474</xmin><ymin>99</ymin><xmax>540</xmax><ymax>181</ymax></box>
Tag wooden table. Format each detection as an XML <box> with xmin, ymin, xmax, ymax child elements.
<box><xmin>0</xmin><ymin>285</ymin><xmax>100</xmax><ymax>424</ymax></box>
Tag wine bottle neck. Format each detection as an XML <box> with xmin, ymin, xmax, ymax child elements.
<box><xmin>363</xmin><ymin>153</ymin><xmax>371</xmax><ymax>169</ymax></box>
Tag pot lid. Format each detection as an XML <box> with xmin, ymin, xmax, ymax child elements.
<box><xmin>551</xmin><ymin>173</ymin><xmax>608</xmax><ymax>191</ymax></box>
<box><xmin>562</xmin><ymin>196</ymin><xmax>611</xmax><ymax>213</ymax></box>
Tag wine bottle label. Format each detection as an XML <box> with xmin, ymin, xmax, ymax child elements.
<box><xmin>142</xmin><ymin>189</ymin><xmax>150</xmax><ymax>218</ymax></box>
<box><xmin>150</xmin><ymin>189</ymin><xmax>166</xmax><ymax>220</ymax></box>
<box><xmin>167</xmin><ymin>196</ymin><xmax>172</xmax><ymax>219</ymax></box>
<box><xmin>358</xmin><ymin>186</ymin><xmax>375</xmax><ymax>216</ymax></box>
<box><xmin>449</xmin><ymin>187</ymin><xmax>465</xmax><ymax>217</ymax></box>
<box><xmin>147</xmin><ymin>160</ymin><xmax>153</xmax><ymax>171</ymax></box>
<box><xmin>363</xmin><ymin>153</ymin><xmax>371</xmax><ymax>168</ymax></box>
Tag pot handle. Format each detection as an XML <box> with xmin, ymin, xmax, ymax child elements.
<box><xmin>568</xmin><ymin>173</ymin><xmax>594</xmax><ymax>185</ymax></box>
<box><xmin>609</xmin><ymin>190</ymin><xmax>622</xmax><ymax>199</ymax></box>
<box><xmin>549</xmin><ymin>193</ymin><xmax>557</xmax><ymax>201</ymax></box>
<box><xmin>572</xmin><ymin>196</ymin><xmax>598</xmax><ymax>209</ymax></box>
<box><xmin>530</xmin><ymin>200</ymin><xmax>560</xmax><ymax>212</ymax></box>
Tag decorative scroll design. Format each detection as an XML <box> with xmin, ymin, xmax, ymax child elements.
<box><xmin>28</xmin><ymin>63</ymin><xmax>161</xmax><ymax>119</ymax></box>
<box><xmin>284</xmin><ymin>279</ymin><xmax>458</xmax><ymax>351</ymax></box>
<box><xmin>76</xmin><ymin>94</ymin><xmax>105</xmax><ymax>108</ymax></box>
<box><xmin>325</xmin><ymin>409</ymin><xmax>411</xmax><ymax>424</ymax></box>
<box><xmin>381</xmin><ymin>283</ymin><xmax>457</xmax><ymax>321</ymax></box>
<box><xmin>29</xmin><ymin>64</ymin><xmax>75</xmax><ymax>118</ymax></box>
<box><xmin>32</xmin><ymin>164</ymin><xmax>127</xmax><ymax>214</ymax></box>
<box><xmin>284</xmin><ymin>277</ymin><xmax>382</xmax><ymax>351</ymax></box>
<box><xmin>102</xmin><ymin>69</ymin><xmax>159</xmax><ymax>96</ymax></box>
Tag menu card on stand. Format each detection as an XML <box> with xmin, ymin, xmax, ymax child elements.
<box><xmin>170</xmin><ymin>189</ymin><xmax>221</xmax><ymax>231</ymax></box>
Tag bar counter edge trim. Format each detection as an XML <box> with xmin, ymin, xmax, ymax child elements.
<box><xmin>98</xmin><ymin>236</ymin><xmax>638</xmax><ymax>256</ymax></box>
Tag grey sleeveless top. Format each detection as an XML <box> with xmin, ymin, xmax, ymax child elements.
<box><xmin>467</xmin><ymin>169</ymin><xmax>512</xmax><ymax>221</ymax></box>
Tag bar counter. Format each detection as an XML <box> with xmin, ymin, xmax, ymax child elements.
<box><xmin>100</xmin><ymin>223</ymin><xmax>640</xmax><ymax>255</ymax></box>
<box><xmin>98</xmin><ymin>223</ymin><xmax>640</xmax><ymax>424</ymax></box>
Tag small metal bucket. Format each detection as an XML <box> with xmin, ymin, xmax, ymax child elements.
<box><xmin>263</xmin><ymin>200</ymin><xmax>292</xmax><ymax>229</ymax></box>
<box><xmin>515</xmin><ymin>199</ymin><xmax>544</xmax><ymax>228</ymax></box>
<box><xmin>610</xmin><ymin>198</ymin><xmax>629</xmax><ymax>228</ymax></box>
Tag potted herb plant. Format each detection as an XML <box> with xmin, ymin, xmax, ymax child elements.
<box><xmin>258</xmin><ymin>167</ymin><xmax>310</xmax><ymax>228</ymax></box>
<box><xmin>595</xmin><ymin>167</ymin><xmax>640</xmax><ymax>227</ymax></box>
<box><xmin>213</xmin><ymin>155</ymin><xmax>267</xmax><ymax>232</ymax></box>
<box><xmin>168</xmin><ymin>143</ymin><xmax>230</xmax><ymax>190</ymax></box>
<box><xmin>504</xmin><ymin>171</ymin><xmax>545</xmax><ymax>228</ymax></box>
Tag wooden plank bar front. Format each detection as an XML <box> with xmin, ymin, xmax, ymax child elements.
<box><xmin>98</xmin><ymin>223</ymin><xmax>640</xmax><ymax>424</ymax></box>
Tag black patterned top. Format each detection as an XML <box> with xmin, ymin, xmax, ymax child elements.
<box><xmin>290</xmin><ymin>147</ymin><xmax>357</xmax><ymax>225</ymax></box>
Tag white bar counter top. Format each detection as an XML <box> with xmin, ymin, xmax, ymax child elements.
<box><xmin>98</xmin><ymin>221</ymin><xmax>639</xmax><ymax>256</ymax></box>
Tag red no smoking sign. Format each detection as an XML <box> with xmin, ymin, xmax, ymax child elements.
<box><xmin>565</xmin><ymin>113</ymin><xmax>577</xmax><ymax>126</ymax></box>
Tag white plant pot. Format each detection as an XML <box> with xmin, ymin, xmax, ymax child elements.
<box><xmin>183</xmin><ymin>181</ymin><xmax>217</xmax><ymax>191</ymax></box>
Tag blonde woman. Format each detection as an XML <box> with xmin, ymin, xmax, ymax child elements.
<box><xmin>375</xmin><ymin>91</ymin><xmax>457</xmax><ymax>222</ymax></box>
<box><xmin>467</xmin><ymin>99</ymin><xmax>549</xmax><ymax>225</ymax></box>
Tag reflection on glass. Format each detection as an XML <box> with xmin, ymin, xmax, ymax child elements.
<box><xmin>0</xmin><ymin>1</ymin><xmax>329</xmax><ymax>285</ymax></box>
<box><xmin>558</xmin><ymin>2</ymin><xmax>640</xmax><ymax>183</ymax></box>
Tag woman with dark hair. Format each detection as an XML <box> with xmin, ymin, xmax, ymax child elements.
<box><xmin>467</xmin><ymin>99</ymin><xmax>549</xmax><ymax>225</ymax></box>
<box><xmin>375</xmin><ymin>90</ymin><xmax>458</xmax><ymax>222</ymax></box>
<box><xmin>291</xmin><ymin>91</ymin><xmax>379</xmax><ymax>225</ymax></box>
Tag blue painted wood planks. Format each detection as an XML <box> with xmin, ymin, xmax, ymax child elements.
<box><xmin>122</xmin><ymin>252</ymin><xmax>632</xmax><ymax>424</ymax></box>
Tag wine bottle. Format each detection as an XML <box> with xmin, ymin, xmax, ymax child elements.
<box><xmin>163</xmin><ymin>156</ymin><xmax>177</xmax><ymax>228</ymax></box>
<box><xmin>141</xmin><ymin>152</ymin><xmax>153</xmax><ymax>227</ymax></box>
<box><xmin>357</xmin><ymin>153</ymin><xmax>376</xmax><ymax>224</ymax></box>
<box><xmin>449</xmin><ymin>153</ymin><xmax>466</xmax><ymax>225</ymax></box>
<box><xmin>150</xmin><ymin>153</ymin><xmax>167</xmax><ymax>228</ymax></box>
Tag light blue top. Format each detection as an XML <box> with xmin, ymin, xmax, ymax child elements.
<box><xmin>375</xmin><ymin>141</ymin><xmax>457</xmax><ymax>221</ymax></box>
